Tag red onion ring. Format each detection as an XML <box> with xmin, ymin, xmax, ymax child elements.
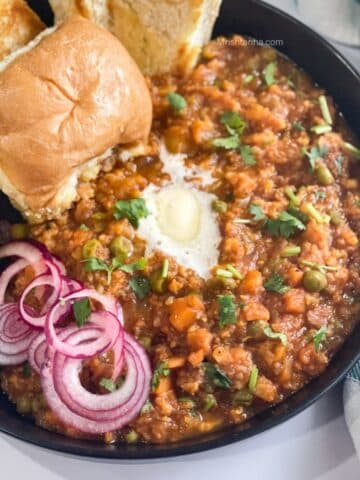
<box><xmin>45</xmin><ymin>289</ymin><xmax>123</xmax><ymax>359</ymax></box>
<box><xmin>41</xmin><ymin>331</ymin><xmax>151</xmax><ymax>434</ymax></box>
<box><xmin>28</xmin><ymin>332</ymin><xmax>47</xmax><ymax>374</ymax></box>
<box><xmin>0</xmin><ymin>303</ymin><xmax>37</xmax><ymax>365</ymax></box>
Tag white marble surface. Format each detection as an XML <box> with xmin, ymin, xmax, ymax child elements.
<box><xmin>1</xmin><ymin>1</ymin><xmax>359</xmax><ymax>478</ymax></box>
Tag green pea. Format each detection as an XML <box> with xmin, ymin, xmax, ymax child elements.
<box><xmin>303</xmin><ymin>270</ymin><xmax>327</xmax><ymax>292</ymax></box>
<box><xmin>110</xmin><ymin>236</ymin><xmax>133</xmax><ymax>259</ymax></box>
<box><xmin>212</xmin><ymin>199</ymin><xmax>228</xmax><ymax>214</ymax></box>
<box><xmin>125</xmin><ymin>429</ymin><xmax>139</xmax><ymax>443</ymax></box>
<box><xmin>16</xmin><ymin>396</ymin><xmax>32</xmax><ymax>415</ymax></box>
<box><xmin>232</xmin><ymin>389</ymin><xmax>253</xmax><ymax>406</ymax></box>
<box><xmin>246</xmin><ymin>320</ymin><xmax>268</xmax><ymax>340</ymax></box>
<box><xmin>10</xmin><ymin>223</ymin><xmax>29</xmax><ymax>240</ymax></box>
<box><xmin>82</xmin><ymin>239</ymin><xmax>102</xmax><ymax>259</ymax></box>
<box><xmin>315</xmin><ymin>165</ymin><xmax>334</xmax><ymax>186</ymax></box>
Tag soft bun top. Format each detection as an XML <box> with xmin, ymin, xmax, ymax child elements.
<box><xmin>0</xmin><ymin>15</ymin><xmax>152</xmax><ymax>222</ymax></box>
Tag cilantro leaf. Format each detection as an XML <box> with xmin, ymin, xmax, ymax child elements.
<box><xmin>264</xmin><ymin>273</ymin><xmax>290</xmax><ymax>294</ymax></box>
<box><xmin>265</xmin><ymin>211</ymin><xmax>306</xmax><ymax>238</ymax></box>
<box><xmin>218</xmin><ymin>294</ymin><xmax>236</xmax><ymax>328</ymax></box>
<box><xmin>263</xmin><ymin>326</ymin><xmax>287</xmax><ymax>346</ymax></box>
<box><xmin>302</xmin><ymin>144</ymin><xmax>329</xmax><ymax>171</ymax></box>
<box><xmin>315</xmin><ymin>191</ymin><xmax>326</xmax><ymax>201</ymax></box>
<box><xmin>113</xmin><ymin>198</ymin><xmax>149</xmax><ymax>228</ymax></box>
<box><xmin>119</xmin><ymin>257</ymin><xmax>147</xmax><ymax>273</ymax></box>
<box><xmin>72</xmin><ymin>298</ymin><xmax>91</xmax><ymax>327</ymax></box>
<box><xmin>167</xmin><ymin>92</ymin><xmax>187</xmax><ymax>113</ymax></box>
<box><xmin>287</xmin><ymin>206</ymin><xmax>308</xmax><ymax>225</ymax></box>
<box><xmin>99</xmin><ymin>378</ymin><xmax>117</xmax><ymax>392</ymax></box>
<box><xmin>249</xmin><ymin>203</ymin><xmax>266</xmax><ymax>221</ymax></box>
<box><xmin>212</xmin><ymin>135</ymin><xmax>240</xmax><ymax>150</ymax></box>
<box><xmin>220</xmin><ymin>111</ymin><xmax>247</xmax><ymax>136</ymax></box>
<box><xmin>263</xmin><ymin>62</ymin><xmax>277</xmax><ymax>86</ymax></box>
<box><xmin>312</xmin><ymin>326</ymin><xmax>327</xmax><ymax>352</ymax></box>
<box><xmin>203</xmin><ymin>362</ymin><xmax>232</xmax><ymax>389</ymax></box>
<box><xmin>129</xmin><ymin>276</ymin><xmax>151</xmax><ymax>300</ymax></box>
<box><xmin>292</xmin><ymin>121</ymin><xmax>305</xmax><ymax>132</ymax></box>
<box><xmin>240</xmin><ymin>145</ymin><xmax>256</xmax><ymax>165</ymax></box>
<box><xmin>141</xmin><ymin>400</ymin><xmax>153</xmax><ymax>414</ymax></box>
<box><xmin>151</xmin><ymin>362</ymin><xmax>170</xmax><ymax>391</ymax></box>
<box><xmin>83</xmin><ymin>257</ymin><xmax>109</xmax><ymax>273</ymax></box>
<box><xmin>23</xmin><ymin>362</ymin><xmax>32</xmax><ymax>378</ymax></box>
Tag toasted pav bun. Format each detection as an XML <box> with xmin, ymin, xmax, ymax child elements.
<box><xmin>49</xmin><ymin>0</ymin><xmax>222</xmax><ymax>75</ymax></box>
<box><xmin>0</xmin><ymin>0</ymin><xmax>45</xmax><ymax>61</ymax></box>
<box><xmin>0</xmin><ymin>15</ymin><xmax>152</xmax><ymax>223</ymax></box>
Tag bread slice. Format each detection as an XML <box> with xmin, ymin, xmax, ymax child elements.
<box><xmin>0</xmin><ymin>0</ymin><xmax>45</xmax><ymax>61</ymax></box>
<box><xmin>49</xmin><ymin>0</ymin><xmax>222</xmax><ymax>75</ymax></box>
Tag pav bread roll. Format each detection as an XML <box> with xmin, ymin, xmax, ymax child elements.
<box><xmin>0</xmin><ymin>15</ymin><xmax>152</xmax><ymax>224</ymax></box>
<box><xmin>0</xmin><ymin>0</ymin><xmax>45</xmax><ymax>60</ymax></box>
<box><xmin>49</xmin><ymin>0</ymin><xmax>222</xmax><ymax>75</ymax></box>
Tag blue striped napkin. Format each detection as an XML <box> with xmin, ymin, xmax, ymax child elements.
<box><xmin>344</xmin><ymin>362</ymin><xmax>360</xmax><ymax>455</ymax></box>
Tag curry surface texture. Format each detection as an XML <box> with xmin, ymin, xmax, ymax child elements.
<box><xmin>1</xmin><ymin>36</ymin><xmax>360</xmax><ymax>444</ymax></box>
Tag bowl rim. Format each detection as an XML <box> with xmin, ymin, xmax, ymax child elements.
<box><xmin>1</xmin><ymin>0</ymin><xmax>360</xmax><ymax>459</ymax></box>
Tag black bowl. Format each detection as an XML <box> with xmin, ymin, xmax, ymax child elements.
<box><xmin>0</xmin><ymin>0</ymin><xmax>360</xmax><ymax>459</ymax></box>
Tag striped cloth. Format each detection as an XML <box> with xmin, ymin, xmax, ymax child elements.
<box><xmin>344</xmin><ymin>362</ymin><xmax>360</xmax><ymax>455</ymax></box>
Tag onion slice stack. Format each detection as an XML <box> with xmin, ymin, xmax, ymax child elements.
<box><xmin>0</xmin><ymin>240</ymin><xmax>151</xmax><ymax>434</ymax></box>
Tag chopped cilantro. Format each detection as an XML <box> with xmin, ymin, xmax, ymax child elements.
<box><xmin>167</xmin><ymin>92</ymin><xmax>187</xmax><ymax>113</ymax></box>
<box><xmin>99</xmin><ymin>378</ymin><xmax>117</xmax><ymax>393</ymax></box>
<box><xmin>218</xmin><ymin>294</ymin><xmax>237</xmax><ymax>328</ymax></box>
<box><xmin>212</xmin><ymin>135</ymin><xmax>240</xmax><ymax>150</ymax></box>
<box><xmin>119</xmin><ymin>257</ymin><xmax>147</xmax><ymax>274</ymax></box>
<box><xmin>23</xmin><ymin>362</ymin><xmax>31</xmax><ymax>378</ymax></box>
<box><xmin>113</xmin><ymin>198</ymin><xmax>149</xmax><ymax>228</ymax></box>
<box><xmin>292</xmin><ymin>121</ymin><xmax>305</xmax><ymax>132</ymax></box>
<box><xmin>343</xmin><ymin>142</ymin><xmax>360</xmax><ymax>159</ymax></box>
<box><xmin>312</xmin><ymin>326</ymin><xmax>327</xmax><ymax>352</ymax></box>
<box><xmin>129</xmin><ymin>276</ymin><xmax>151</xmax><ymax>300</ymax></box>
<box><xmin>249</xmin><ymin>203</ymin><xmax>266</xmax><ymax>221</ymax></box>
<box><xmin>220</xmin><ymin>111</ymin><xmax>247</xmax><ymax>136</ymax></box>
<box><xmin>83</xmin><ymin>257</ymin><xmax>146</xmax><ymax>284</ymax></box>
<box><xmin>239</xmin><ymin>145</ymin><xmax>256</xmax><ymax>165</ymax></box>
<box><xmin>264</xmin><ymin>273</ymin><xmax>290</xmax><ymax>294</ymax></box>
<box><xmin>263</xmin><ymin>62</ymin><xmax>277</xmax><ymax>86</ymax></box>
<box><xmin>263</xmin><ymin>326</ymin><xmax>287</xmax><ymax>346</ymax></box>
<box><xmin>300</xmin><ymin>259</ymin><xmax>338</xmax><ymax>273</ymax></box>
<box><xmin>244</xmin><ymin>74</ymin><xmax>254</xmax><ymax>85</ymax></box>
<box><xmin>73</xmin><ymin>298</ymin><xmax>91</xmax><ymax>327</ymax></box>
<box><xmin>203</xmin><ymin>362</ymin><xmax>232</xmax><ymax>389</ymax></box>
<box><xmin>265</xmin><ymin>211</ymin><xmax>306</xmax><ymax>238</ymax></box>
<box><xmin>151</xmin><ymin>362</ymin><xmax>170</xmax><ymax>391</ymax></box>
<box><xmin>79</xmin><ymin>224</ymin><xmax>89</xmax><ymax>231</ymax></box>
<box><xmin>287</xmin><ymin>206</ymin><xmax>308</xmax><ymax>225</ymax></box>
<box><xmin>302</xmin><ymin>144</ymin><xmax>329</xmax><ymax>171</ymax></box>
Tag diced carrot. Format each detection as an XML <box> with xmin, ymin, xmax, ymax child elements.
<box><xmin>212</xmin><ymin>346</ymin><xmax>233</xmax><ymax>364</ymax></box>
<box><xmin>243</xmin><ymin>302</ymin><xmax>270</xmax><ymax>322</ymax></box>
<box><xmin>187</xmin><ymin>328</ymin><xmax>213</xmax><ymax>354</ymax></box>
<box><xmin>153</xmin><ymin>376</ymin><xmax>172</xmax><ymax>395</ymax></box>
<box><xmin>167</xmin><ymin>357</ymin><xmax>186</xmax><ymax>369</ymax></box>
<box><xmin>228</xmin><ymin>172</ymin><xmax>257</xmax><ymax>198</ymax></box>
<box><xmin>188</xmin><ymin>349</ymin><xmax>205</xmax><ymax>367</ymax></box>
<box><xmin>240</xmin><ymin>270</ymin><xmax>263</xmax><ymax>295</ymax></box>
<box><xmin>254</xmin><ymin>375</ymin><xmax>278</xmax><ymax>402</ymax></box>
<box><xmin>304</xmin><ymin>220</ymin><xmax>328</xmax><ymax>249</ymax></box>
<box><xmin>340</xmin><ymin>225</ymin><xmax>359</xmax><ymax>246</ymax></box>
<box><xmin>283</xmin><ymin>289</ymin><xmax>306</xmax><ymax>314</ymax></box>
<box><xmin>169</xmin><ymin>294</ymin><xmax>204</xmax><ymax>332</ymax></box>
<box><xmin>286</xmin><ymin>267</ymin><xmax>303</xmax><ymax>287</ymax></box>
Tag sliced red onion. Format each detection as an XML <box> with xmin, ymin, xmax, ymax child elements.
<box><xmin>41</xmin><ymin>331</ymin><xmax>151</xmax><ymax>434</ymax></box>
<box><xmin>45</xmin><ymin>289</ymin><xmax>123</xmax><ymax>359</ymax></box>
<box><xmin>28</xmin><ymin>332</ymin><xmax>47</xmax><ymax>374</ymax></box>
<box><xmin>0</xmin><ymin>303</ymin><xmax>37</xmax><ymax>365</ymax></box>
<box><xmin>19</xmin><ymin>262</ymin><xmax>63</xmax><ymax>328</ymax></box>
<box><xmin>0</xmin><ymin>258</ymin><xmax>29</xmax><ymax>304</ymax></box>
